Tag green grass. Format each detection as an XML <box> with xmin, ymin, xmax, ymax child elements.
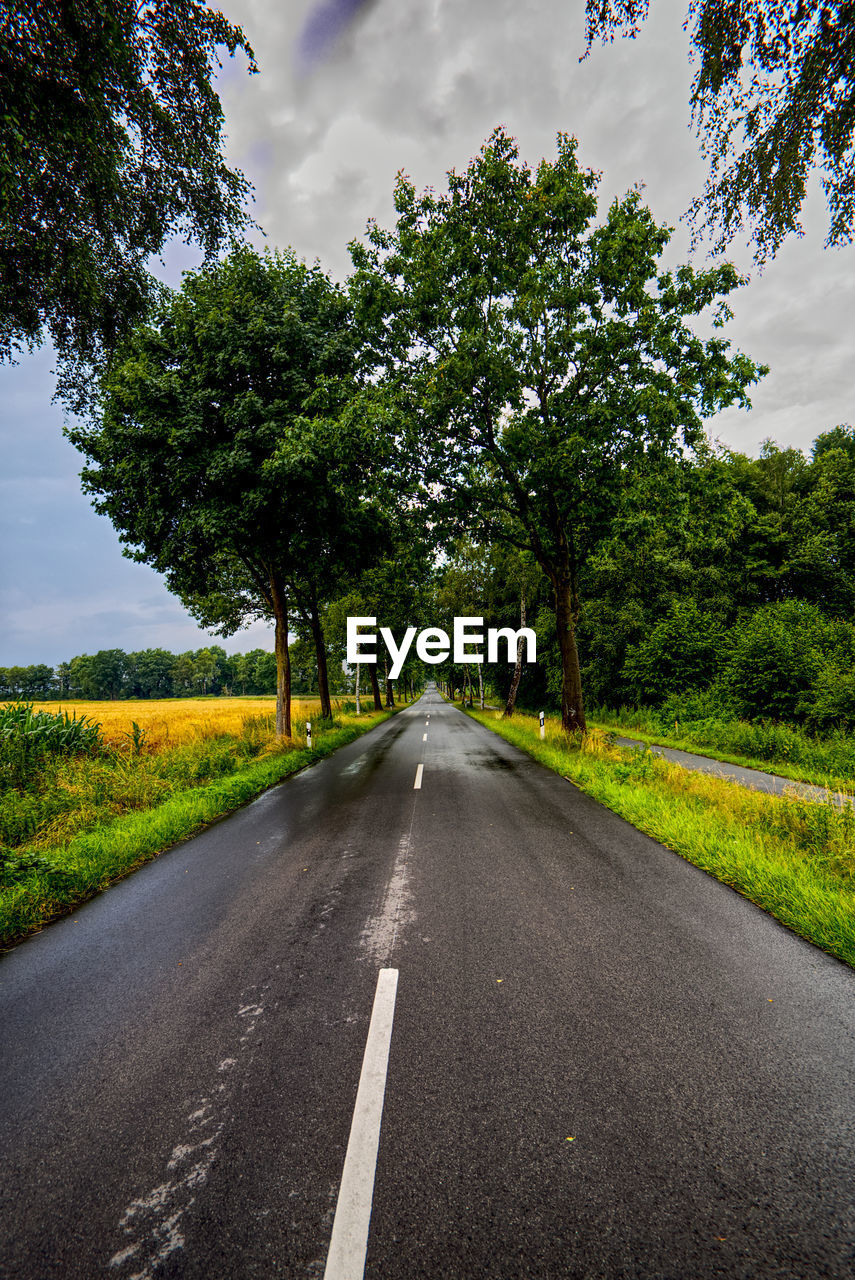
<box><xmin>0</xmin><ymin>710</ymin><xmax>393</xmax><ymax>949</ymax></box>
<box><xmin>587</xmin><ymin>706</ymin><xmax>855</xmax><ymax>790</ymax></box>
<box><xmin>466</xmin><ymin>708</ymin><xmax>855</xmax><ymax>970</ymax></box>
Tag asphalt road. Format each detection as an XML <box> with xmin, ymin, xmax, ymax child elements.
<box><xmin>1</xmin><ymin>688</ymin><xmax>853</xmax><ymax>1279</ymax></box>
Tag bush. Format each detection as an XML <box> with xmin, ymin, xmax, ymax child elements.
<box><xmin>659</xmin><ymin>684</ymin><xmax>738</xmax><ymax>726</ymax></box>
<box><xmin>807</xmin><ymin>663</ymin><xmax>855</xmax><ymax>734</ymax></box>
<box><xmin>623</xmin><ymin>600</ymin><xmax>726</xmax><ymax>705</ymax></box>
<box><xmin>724</xmin><ymin>600</ymin><xmax>852</xmax><ymax>722</ymax></box>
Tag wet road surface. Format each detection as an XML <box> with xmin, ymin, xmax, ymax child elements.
<box><xmin>1</xmin><ymin>689</ymin><xmax>853</xmax><ymax>1279</ymax></box>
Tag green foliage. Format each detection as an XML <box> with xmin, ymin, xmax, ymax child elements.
<box><xmin>725</xmin><ymin>600</ymin><xmax>853</xmax><ymax>722</ymax></box>
<box><xmin>68</xmin><ymin>245</ymin><xmax>359</xmax><ymax>625</ymax></box>
<box><xmin>623</xmin><ymin>600</ymin><xmax>725</xmax><ymax>704</ymax></box>
<box><xmin>352</xmin><ymin>126</ymin><xmax>764</xmax><ymax>730</ymax></box>
<box><xmin>810</xmin><ymin>664</ymin><xmax>855</xmax><ymax>735</ymax></box>
<box><xmin>0</xmin><ymin>848</ymin><xmax>72</xmax><ymax>890</ymax></box>
<box><xmin>584</xmin><ymin>1</ymin><xmax>855</xmax><ymax>261</ymax></box>
<box><xmin>67</xmin><ymin>242</ymin><xmax>398</xmax><ymax>733</ymax></box>
<box><xmin>0</xmin><ymin>0</ymin><xmax>256</xmax><ymax>395</ymax></box>
<box><xmin>0</xmin><ymin>703</ymin><xmax>103</xmax><ymax>791</ymax></box>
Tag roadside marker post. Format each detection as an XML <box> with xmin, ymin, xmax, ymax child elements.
<box><xmin>539</xmin><ymin>711</ymin><xmax>545</xmax><ymax>739</ymax></box>
<box><xmin>306</xmin><ymin>721</ymin><xmax>312</xmax><ymax>749</ymax></box>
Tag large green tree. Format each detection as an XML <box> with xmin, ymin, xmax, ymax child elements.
<box><xmin>351</xmin><ymin>128</ymin><xmax>764</xmax><ymax>732</ymax></box>
<box><xmin>1</xmin><ymin>0</ymin><xmax>256</xmax><ymax>397</ymax></box>
<box><xmin>67</xmin><ymin>246</ymin><xmax>376</xmax><ymax>738</ymax></box>
<box><xmin>583</xmin><ymin>0</ymin><xmax>855</xmax><ymax>261</ymax></box>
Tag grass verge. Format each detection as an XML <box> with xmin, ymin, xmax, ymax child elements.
<box><xmin>0</xmin><ymin>710</ymin><xmax>393</xmax><ymax>949</ymax></box>
<box><xmin>466</xmin><ymin>708</ymin><xmax>855</xmax><ymax>969</ymax></box>
<box><xmin>588</xmin><ymin>708</ymin><xmax>855</xmax><ymax>791</ymax></box>
<box><xmin>590</xmin><ymin>720</ymin><xmax>854</xmax><ymax>790</ymax></box>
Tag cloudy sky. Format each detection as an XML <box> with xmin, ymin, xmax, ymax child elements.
<box><xmin>2</xmin><ymin>0</ymin><xmax>852</xmax><ymax>667</ymax></box>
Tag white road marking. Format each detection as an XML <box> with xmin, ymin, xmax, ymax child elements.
<box><xmin>360</xmin><ymin>835</ymin><xmax>414</xmax><ymax>962</ymax></box>
<box><xmin>108</xmin><ymin>984</ymin><xmax>269</xmax><ymax>1278</ymax></box>
<box><xmin>413</xmin><ymin>763</ymin><xmax>423</xmax><ymax>789</ymax></box>
<box><xmin>323</xmin><ymin>969</ymin><xmax>399</xmax><ymax>1280</ymax></box>
<box><xmin>422</xmin><ymin>733</ymin><xmax>427</xmax><ymax>741</ymax></box>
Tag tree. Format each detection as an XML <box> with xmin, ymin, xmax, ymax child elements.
<box><xmin>172</xmin><ymin>652</ymin><xmax>197</xmax><ymax>696</ymax></box>
<box><xmin>0</xmin><ymin>0</ymin><xmax>256</xmax><ymax>395</ymax></box>
<box><xmin>67</xmin><ymin>245</ymin><xmax>376</xmax><ymax>738</ymax></box>
<box><xmin>623</xmin><ymin>598</ymin><xmax>726</xmax><ymax>704</ymax></box>
<box><xmin>789</xmin><ymin>430</ymin><xmax>855</xmax><ymax>613</ymax></box>
<box><xmin>724</xmin><ymin>598</ymin><xmax>848</xmax><ymax>721</ymax></box>
<box><xmin>583</xmin><ymin>0</ymin><xmax>855</xmax><ymax>262</ymax></box>
<box><xmin>67</xmin><ymin>649</ymin><xmax>126</xmax><ymax>698</ymax></box>
<box><xmin>193</xmin><ymin>647</ymin><xmax>218</xmax><ymax>695</ymax></box>
<box><xmin>351</xmin><ymin>128</ymin><xmax>764</xmax><ymax>732</ymax></box>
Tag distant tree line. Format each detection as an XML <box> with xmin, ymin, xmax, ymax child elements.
<box><xmin>0</xmin><ymin>642</ymin><xmax>354</xmax><ymax>702</ymax></box>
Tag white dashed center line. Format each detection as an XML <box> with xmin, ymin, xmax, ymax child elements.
<box><xmin>422</xmin><ymin>733</ymin><xmax>427</xmax><ymax>741</ymax></box>
<box><xmin>323</xmin><ymin>969</ymin><xmax>399</xmax><ymax>1280</ymax></box>
<box><xmin>413</xmin><ymin>764</ymin><xmax>424</xmax><ymax>789</ymax></box>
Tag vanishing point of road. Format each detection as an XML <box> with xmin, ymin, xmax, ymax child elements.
<box><xmin>1</xmin><ymin>688</ymin><xmax>853</xmax><ymax>1279</ymax></box>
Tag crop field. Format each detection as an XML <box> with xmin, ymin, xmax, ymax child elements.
<box><xmin>7</xmin><ymin>697</ymin><xmax>343</xmax><ymax>749</ymax></box>
<box><xmin>0</xmin><ymin>696</ymin><xmax>392</xmax><ymax>946</ymax></box>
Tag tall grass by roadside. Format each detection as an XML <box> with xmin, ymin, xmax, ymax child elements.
<box><xmin>467</xmin><ymin>708</ymin><xmax>855</xmax><ymax>969</ymax></box>
<box><xmin>588</xmin><ymin>705</ymin><xmax>855</xmax><ymax>788</ymax></box>
<box><xmin>0</xmin><ymin>706</ymin><xmax>393</xmax><ymax>948</ymax></box>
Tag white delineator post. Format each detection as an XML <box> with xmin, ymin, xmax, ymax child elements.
<box><xmin>306</xmin><ymin>720</ymin><xmax>312</xmax><ymax>749</ymax></box>
<box><xmin>539</xmin><ymin>710</ymin><xmax>545</xmax><ymax>739</ymax></box>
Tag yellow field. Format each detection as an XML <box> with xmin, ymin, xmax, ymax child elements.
<box><xmin>14</xmin><ymin>698</ymin><xmax>340</xmax><ymax>748</ymax></box>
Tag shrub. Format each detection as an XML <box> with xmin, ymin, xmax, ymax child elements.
<box><xmin>807</xmin><ymin>662</ymin><xmax>855</xmax><ymax>734</ymax></box>
<box><xmin>724</xmin><ymin>600</ymin><xmax>852</xmax><ymax>722</ymax></box>
<box><xmin>623</xmin><ymin>599</ymin><xmax>726</xmax><ymax>705</ymax></box>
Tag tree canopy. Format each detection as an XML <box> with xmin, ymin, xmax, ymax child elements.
<box><xmin>584</xmin><ymin>0</ymin><xmax>855</xmax><ymax>262</ymax></box>
<box><xmin>350</xmin><ymin>127</ymin><xmax>765</xmax><ymax>730</ymax></box>
<box><xmin>66</xmin><ymin>245</ymin><xmax>388</xmax><ymax>736</ymax></box>
<box><xmin>0</xmin><ymin>0</ymin><xmax>257</xmax><ymax>398</ymax></box>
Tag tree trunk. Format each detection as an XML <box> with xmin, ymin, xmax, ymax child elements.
<box><xmin>271</xmin><ymin>575</ymin><xmax>291</xmax><ymax>739</ymax></box>
<box><xmin>368</xmin><ymin>662</ymin><xmax>383</xmax><ymax>710</ymax></box>
<box><xmin>555</xmin><ymin>575</ymin><xmax>586</xmax><ymax>733</ymax></box>
<box><xmin>384</xmin><ymin>655</ymin><xmax>395</xmax><ymax>707</ymax></box>
<box><xmin>503</xmin><ymin>588</ymin><xmax>527</xmax><ymax>718</ymax></box>
<box><xmin>309</xmin><ymin>596</ymin><xmax>333</xmax><ymax>720</ymax></box>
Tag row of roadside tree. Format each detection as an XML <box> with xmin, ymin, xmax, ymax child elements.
<box><xmin>11</xmin><ymin>126</ymin><xmax>842</xmax><ymax>741</ymax></box>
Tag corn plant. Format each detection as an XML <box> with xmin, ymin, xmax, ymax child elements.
<box><xmin>0</xmin><ymin>702</ymin><xmax>104</xmax><ymax>791</ymax></box>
